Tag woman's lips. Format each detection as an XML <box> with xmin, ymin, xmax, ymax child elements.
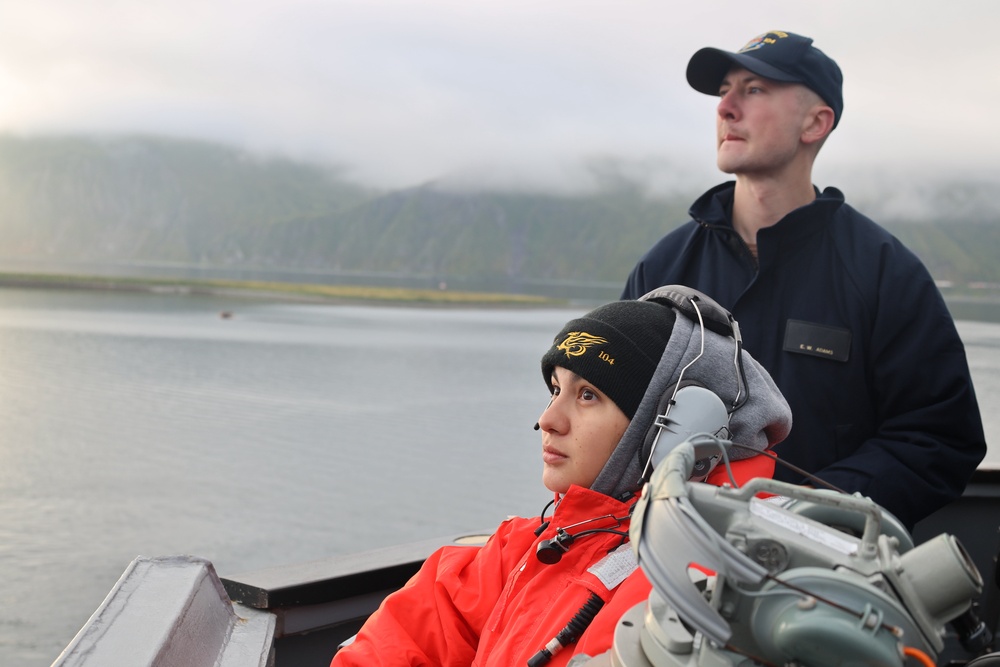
<box><xmin>542</xmin><ymin>447</ymin><xmax>567</xmax><ymax>464</ymax></box>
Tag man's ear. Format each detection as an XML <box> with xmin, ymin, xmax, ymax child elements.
<box><xmin>802</xmin><ymin>105</ymin><xmax>835</xmax><ymax>146</ymax></box>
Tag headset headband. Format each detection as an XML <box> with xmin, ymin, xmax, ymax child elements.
<box><xmin>640</xmin><ymin>285</ymin><xmax>738</xmax><ymax>341</ymax></box>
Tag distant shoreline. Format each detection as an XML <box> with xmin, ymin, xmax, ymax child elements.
<box><xmin>0</xmin><ymin>271</ymin><xmax>570</xmax><ymax>308</ymax></box>
<box><xmin>2</xmin><ymin>270</ymin><xmax>997</xmax><ymax>319</ymax></box>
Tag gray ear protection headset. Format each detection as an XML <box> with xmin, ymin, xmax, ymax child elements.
<box><xmin>638</xmin><ymin>285</ymin><xmax>750</xmax><ymax>483</ymax></box>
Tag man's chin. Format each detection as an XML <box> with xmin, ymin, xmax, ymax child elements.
<box><xmin>716</xmin><ymin>160</ymin><xmax>739</xmax><ymax>175</ymax></box>
<box><xmin>716</xmin><ymin>148</ymin><xmax>744</xmax><ymax>174</ymax></box>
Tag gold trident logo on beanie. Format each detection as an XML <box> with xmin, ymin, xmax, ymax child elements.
<box><xmin>556</xmin><ymin>331</ymin><xmax>607</xmax><ymax>358</ymax></box>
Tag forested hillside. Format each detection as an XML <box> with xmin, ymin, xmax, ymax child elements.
<box><xmin>0</xmin><ymin>134</ymin><xmax>997</xmax><ymax>296</ymax></box>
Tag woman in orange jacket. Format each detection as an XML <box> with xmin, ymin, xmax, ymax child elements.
<box><xmin>331</xmin><ymin>287</ymin><xmax>792</xmax><ymax>667</ymax></box>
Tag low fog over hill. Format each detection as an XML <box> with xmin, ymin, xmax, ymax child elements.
<box><xmin>0</xmin><ymin>135</ymin><xmax>997</xmax><ymax>298</ymax></box>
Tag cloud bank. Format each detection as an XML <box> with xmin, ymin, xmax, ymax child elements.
<box><xmin>1</xmin><ymin>0</ymin><xmax>997</xmax><ymax>193</ymax></box>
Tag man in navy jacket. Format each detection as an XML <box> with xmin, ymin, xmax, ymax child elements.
<box><xmin>621</xmin><ymin>31</ymin><xmax>985</xmax><ymax>529</ymax></box>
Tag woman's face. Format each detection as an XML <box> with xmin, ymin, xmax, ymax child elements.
<box><xmin>537</xmin><ymin>366</ymin><xmax>630</xmax><ymax>494</ymax></box>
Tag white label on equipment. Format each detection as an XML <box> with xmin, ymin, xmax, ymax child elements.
<box><xmin>749</xmin><ymin>498</ymin><xmax>858</xmax><ymax>556</ymax></box>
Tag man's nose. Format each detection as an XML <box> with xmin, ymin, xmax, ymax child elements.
<box><xmin>717</xmin><ymin>90</ymin><xmax>739</xmax><ymax>120</ymax></box>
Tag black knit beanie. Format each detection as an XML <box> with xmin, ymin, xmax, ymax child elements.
<box><xmin>541</xmin><ymin>301</ymin><xmax>676</xmax><ymax>420</ymax></box>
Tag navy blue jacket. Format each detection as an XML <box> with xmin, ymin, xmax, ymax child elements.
<box><xmin>622</xmin><ymin>182</ymin><xmax>986</xmax><ymax>529</ymax></box>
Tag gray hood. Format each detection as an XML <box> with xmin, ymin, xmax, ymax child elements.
<box><xmin>591</xmin><ymin>291</ymin><xmax>792</xmax><ymax>499</ymax></box>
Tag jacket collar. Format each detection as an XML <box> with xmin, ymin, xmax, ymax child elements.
<box><xmin>689</xmin><ymin>181</ymin><xmax>846</xmax><ymax>246</ymax></box>
<box><xmin>551</xmin><ymin>485</ymin><xmax>637</xmax><ymax>523</ymax></box>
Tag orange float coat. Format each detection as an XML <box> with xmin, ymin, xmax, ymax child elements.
<box><xmin>330</xmin><ymin>484</ymin><xmax>637</xmax><ymax>667</ymax></box>
<box><xmin>331</xmin><ymin>455</ymin><xmax>774</xmax><ymax>666</ymax></box>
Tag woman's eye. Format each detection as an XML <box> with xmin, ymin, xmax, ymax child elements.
<box><xmin>551</xmin><ymin>386</ymin><xmax>561</xmax><ymax>397</ymax></box>
<box><xmin>581</xmin><ymin>389</ymin><xmax>597</xmax><ymax>401</ymax></box>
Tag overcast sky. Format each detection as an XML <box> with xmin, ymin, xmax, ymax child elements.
<box><xmin>1</xmin><ymin>1</ymin><xmax>997</xmax><ymax>196</ymax></box>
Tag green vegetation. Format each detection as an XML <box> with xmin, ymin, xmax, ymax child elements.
<box><xmin>0</xmin><ymin>271</ymin><xmax>560</xmax><ymax>305</ymax></box>
<box><xmin>0</xmin><ymin>134</ymin><xmax>997</xmax><ymax>297</ymax></box>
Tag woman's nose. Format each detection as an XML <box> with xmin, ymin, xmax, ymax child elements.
<box><xmin>537</xmin><ymin>395</ymin><xmax>566</xmax><ymax>433</ymax></box>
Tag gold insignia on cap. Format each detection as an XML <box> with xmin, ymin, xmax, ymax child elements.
<box><xmin>556</xmin><ymin>331</ymin><xmax>607</xmax><ymax>358</ymax></box>
<box><xmin>739</xmin><ymin>30</ymin><xmax>789</xmax><ymax>52</ymax></box>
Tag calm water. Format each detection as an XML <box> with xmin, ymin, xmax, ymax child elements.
<box><xmin>0</xmin><ymin>288</ymin><xmax>997</xmax><ymax>666</ymax></box>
